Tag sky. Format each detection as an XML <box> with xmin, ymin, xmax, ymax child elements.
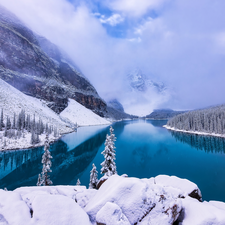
<box><xmin>0</xmin><ymin>0</ymin><xmax>225</xmax><ymax>115</ymax></box>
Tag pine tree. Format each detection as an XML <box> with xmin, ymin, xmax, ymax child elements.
<box><xmin>36</xmin><ymin>174</ymin><xmax>42</xmax><ymax>186</ymax></box>
<box><xmin>0</xmin><ymin>109</ymin><xmax>4</xmax><ymax>131</ymax></box>
<box><xmin>12</xmin><ymin>113</ymin><xmax>16</xmax><ymax>129</ymax></box>
<box><xmin>31</xmin><ymin>130</ymin><xmax>36</xmax><ymax>144</ymax></box>
<box><xmin>89</xmin><ymin>163</ymin><xmax>98</xmax><ymax>189</ymax></box>
<box><xmin>40</xmin><ymin>134</ymin><xmax>53</xmax><ymax>186</ymax></box>
<box><xmin>101</xmin><ymin>126</ymin><xmax>117</xmax><ymax>177</ymax></box>
<box><xmin>54</xmin><ymin>127</ymin><xmax>57</xmax><ymax>137</ymax></box>
<box><xmin>76</xmin><ymin>179</ymin><xmax>81</xmax><ymax>186</ymax></box>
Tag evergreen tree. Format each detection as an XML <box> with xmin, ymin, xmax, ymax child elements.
<box><xmin>40</xmin><ymin>134</ymin><xmax>53</xmax><ymax>186</ymax></box>
<box><xmin>101</xmin><ymin>126</ymin><xmax>117</xmax><ymax>177</ymax></box>
<box><xmin>89</xmin><ymin>163</ymin><xmax>98</xmax><ymax>189</ymax></box>
<box><xmin>31</xmin><ymin>130</ymin><xmax>36</xmax><ymax>145</ymax></box>
<box><xmin>0</xmin><ymin>109</ymin><xmax>4</xmax><ymax>131</ymax></box>
<box><xmin>36</xmin><ymin>174</ymin><xmax>42</xmax><ymax>186</ymax></box>
<box><xmin>6</xmin><ymin>116</ymin><xmax>11</xmax><ymax>130</ymax></box>
<box><xmin>76</xmin><ymin>179</ymin><xmax>81</xmax><ymax>186</ymax></box>
<box><xmin>54</xmin><ymin>127</ymin><xmax>57</xmax><ymax>137</ymax></box>
<box><xmin>12</xmin><ymin>113</ymin><xmax>16</xmax><ymax>129</ymax></box>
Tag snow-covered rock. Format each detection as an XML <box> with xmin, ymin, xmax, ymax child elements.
<box><xmin>96</xmin><ymin>202</ymin><xmax>130</xmax><ymax>225</ymax></box>
<box><xmin>31</xmin><ymin>194</ymin><xmax>91</xmax><ymax>225</ymax></box>
<box><xmin>180</xmin><ymin>197</ymin><xmax>225</xmax><ymax>225</ymax></box>
<box><xmin>1</xmin><ymin>175</ymin><xmax>225</xmax><ymax>225</ymax></box>
<box><xmin>155</xmin><ymin>175</ymin><xmax>202</xmax><ymax>201</ymax></box>
<box><xmin>0</xmin><ymin>189</ymin><xmax>31</xmax><ymax>225</ymax></box>
<box><xmin>85</xmin><ymin>175</ymin><xmax>182</xmax><ymax>224</ymax></box>
<box><xmin>60</xmin><ymin>99</ymin><xmax>111</xmax><ymax>127</ymax></box>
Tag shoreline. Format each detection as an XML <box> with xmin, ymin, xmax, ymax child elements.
<box><xmin>0</xmin><ymin>121</ymin><xmax>113</xmax><ymax>152</ymax></box>
<box><xmin>164</xmin><ymin>125</ymin><xmax>225</xmax><ymax>138</ymax></box>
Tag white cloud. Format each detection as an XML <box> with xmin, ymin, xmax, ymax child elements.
<box><xmin>99</xmin><ymin>14</ymin><xmax>124</xmax><ymax>26</ymax></box>
<box><xmin>107</xmin><ymin>0</ymin><xmax>170</xmax><ymax>17</ymax></box>
<box><xmin>0</xmin><ymin>0</ymin><xmax>225</xmax><ymax>114</ymax></box>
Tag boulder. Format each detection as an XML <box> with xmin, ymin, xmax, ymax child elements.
<box><xmin>96</xmin><ymin>202</ymin><xmax>130</xmax><ymax>225</ymax></box>
<box><xmin>85</xmin><ymin>175</ymin><xmax>182</xmax><ymax>224</ymax></box>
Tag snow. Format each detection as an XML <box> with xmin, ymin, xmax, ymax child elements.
<box><xmin>96</xmin><ymin>202</ymin><xmax>130</xmax><ymax>225</ymax></box>
<box><xmin>31</xmin><ymin>194</ymin><xmax>91</xmax><ymax>225</ymax></box>
<box><xmin>1</xmin><ymin>175</ymin><xmax>225</xmax><ymax>224</ymax></box>
<box><xmin>85</xmin><ymin>175</ymin><xmax>182</xmax><ymax>224</ymax></box>
<box><xmin>164</xmin><ymin>125</ymin><xmax>225</xmax><ymax>138</ymax></box>
<box><xmin>60</xmin><ymin>99</ymin><xmax>110</xmax><ymax>127</ymax></box>
<box><xmin>0</xmin><ymin>78</ymin><xmax>73</xmax><ymax>150</ymax></box>
<box><xmin>0</xmin><ymin>78</ymin><xmax>72</xmax><ymax>135</ymax></box>
<box><xmin>0</xmin><ymin>79</ymin><xmax>111</xmax><ymax>151</ymax></box>
<box><xmin>155</xmin><ymin>175</ymin><xmax>202</xmax><ymax>199</ymax></box>
<box><xmin>0</xmin><ymin>131</ymin><xmax>58</xmax><ymax>151</ymax></box>
<box><xmin>181</xmin><ymin>197</ymin><xmax>225</xmax><ymax>225</ymax></box>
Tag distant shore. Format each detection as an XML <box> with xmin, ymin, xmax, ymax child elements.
<box><xmin>164</xmin><ymin>125</ymin><xmax>225</xmax><ymax>138</ymax></box>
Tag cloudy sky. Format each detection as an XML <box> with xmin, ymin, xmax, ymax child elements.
<box><xmin>1</xmin><ymin>0</ymin><xmax>225</xmax><ymax>115</ymax></box>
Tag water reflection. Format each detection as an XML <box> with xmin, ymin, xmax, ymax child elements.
<box><xmin>169</xmin><ymin>130</ymin><xmax>225</xmax><ymax>153</ymax></box>
<box><xmin>0</xmin><ymin>126</ymin><xmax>110</xmax><ymax>190</ymax></box>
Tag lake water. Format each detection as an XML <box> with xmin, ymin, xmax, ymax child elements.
<box><xmin>1</xmin><ymin>120</ymin><xmax>225</xmax><ymax>202</ymax></box>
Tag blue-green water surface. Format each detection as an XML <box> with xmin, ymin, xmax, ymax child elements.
<box><xmin>1</xmin><ymin>120</ymin><xmax>225</xmax><ymax>202</ymax></box>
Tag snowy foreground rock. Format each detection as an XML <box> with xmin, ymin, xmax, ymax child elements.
<box><xmin>0</xmin><ymin>175</ymin><xmax>225</xmax><ymax>225</ymax></box>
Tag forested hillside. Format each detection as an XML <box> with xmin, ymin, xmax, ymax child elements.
<box><xmin>166</xmin><ymin>105</ymin><xmax>225</xmax><ymax>135</ymax></box>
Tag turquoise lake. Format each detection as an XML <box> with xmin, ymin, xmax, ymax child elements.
<box><xmin>1</xmin><ymin>119</ymin><xmax>225</xmax><ymax>202</ymax></box>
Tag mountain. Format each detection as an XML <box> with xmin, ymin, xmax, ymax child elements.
<box><xmin>107</xmin><ymin>99</ymin><xmax>124</xmax><ymax>113</ymax></box>
<box><xmin>0</xmin><ymin>5</ymin><xmax>106</xmax><ymax>116</ymax></box>
<box><xmin>127</xmin><ymin>68</ymin><xmax>168</xmax><ymax>94</ymax></box>
<box><xmin>146</xmin><ymin>109</ymin><xmax>186</xmax><ymax>120</ymax></box>
<box><xmin>0</xmin><ymin>78</ymin><xmax>72</xmax><ymax>135</ymax></box>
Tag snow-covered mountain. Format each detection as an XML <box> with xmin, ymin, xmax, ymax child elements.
<box><xmin>118</xmin><ymin>69</ymin><xmax>173</xmax><ymax>116</ymax></box>
<box><xmin>0</xmin><ymin>78</ymin><xmax>72</xmax><ymax>135</ymax></box>
<box><xmin>0</xmin><ymin>4</ymin><xmax>106</xmax><ymax>116</ymax></box>
<box><xmin>127</xmin><ymin>68</ymin><xmax>168</xmax><ymax>94</ymax></box>
<box><xmin>0</xmin><ymin>78</ymin><xmax>112</xmax><ymax>150</ymax></box>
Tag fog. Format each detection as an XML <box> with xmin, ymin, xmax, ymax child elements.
<box><xmin>0</xmin><ymin>0</ymin><xmax>225</xmax><ymax>116</ymax></box>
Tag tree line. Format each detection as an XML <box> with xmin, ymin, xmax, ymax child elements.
<box><xmin>167</xmin><ymin>105</ymin><xmax>225</xmax><ymax>135</ymax></box>
<box><xmin>0</xmin><ymin>109</ymin><xmax>58</xmax><ymax>147</ymax></box>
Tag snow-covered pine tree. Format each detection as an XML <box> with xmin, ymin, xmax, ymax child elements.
<box><xmin>101</xmin><ymin>126</ymin><xmax>117</xmax><ymax>177</ymax></box>
<box><xmin>0</xmin><ymin>109</ymin><xmax>4</xmax><ymax>131</ymax></box>
<box><xmin>109</xmin><ymin>126</ymin><xmax>116</xmax><ymax>153</ymax></box>
<box><xmin>12</xmin><ymin>113</ymin><xmax>16</xmax><ymax>129</ymax></box>
<box><xmin>40</xmin><ymin>134</ymin><xmax>53</xmax><ymax>186</ymax></box>
<box><xmin>36</xmin><ymin>174</ymin><xmax>42</xmax><ymax>186</ymax></box>
<box><xmin>89</xmin><ymin>163</ymin><xmax>98</xmax><ymax>189</ymax></box>
<box><xmin>76</xmin><ymin>179</ymin><xmax>81</xmax><ymax>186</ymax></box>
<box><xmin>54</xmin><ymin>127</ymin><xmax>57</xmax><ymax>137</ymax></box>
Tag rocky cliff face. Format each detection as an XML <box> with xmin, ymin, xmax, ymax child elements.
<box><xmin>0</xmin><ymin>5</ymin><xmax>106</xmax><ymax>115</ymax></box>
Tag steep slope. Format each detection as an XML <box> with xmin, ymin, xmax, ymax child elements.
<box><xmin>0</xmin><ymin>78</ymin><xmax>72</xmax><ymax>135</ymax></box>
<box><xmin>0</xmin><ymin>4</ymin><xmax>106</xmax><ymax>115</ymax></box>
<box><xmin>60</xmin><ymin>99</ymin><xmax>110</xmax><ymax>126</ymax></box>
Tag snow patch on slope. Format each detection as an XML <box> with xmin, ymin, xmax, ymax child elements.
<box><xmin>0</xmin><ymin>78</ymin><xmax>72</xmax><ymax>134</ymax></box>
<box><xmin>60</xmin><ymin>99</ymin><xmax>110</xmax><ymax>126</ymax></box>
